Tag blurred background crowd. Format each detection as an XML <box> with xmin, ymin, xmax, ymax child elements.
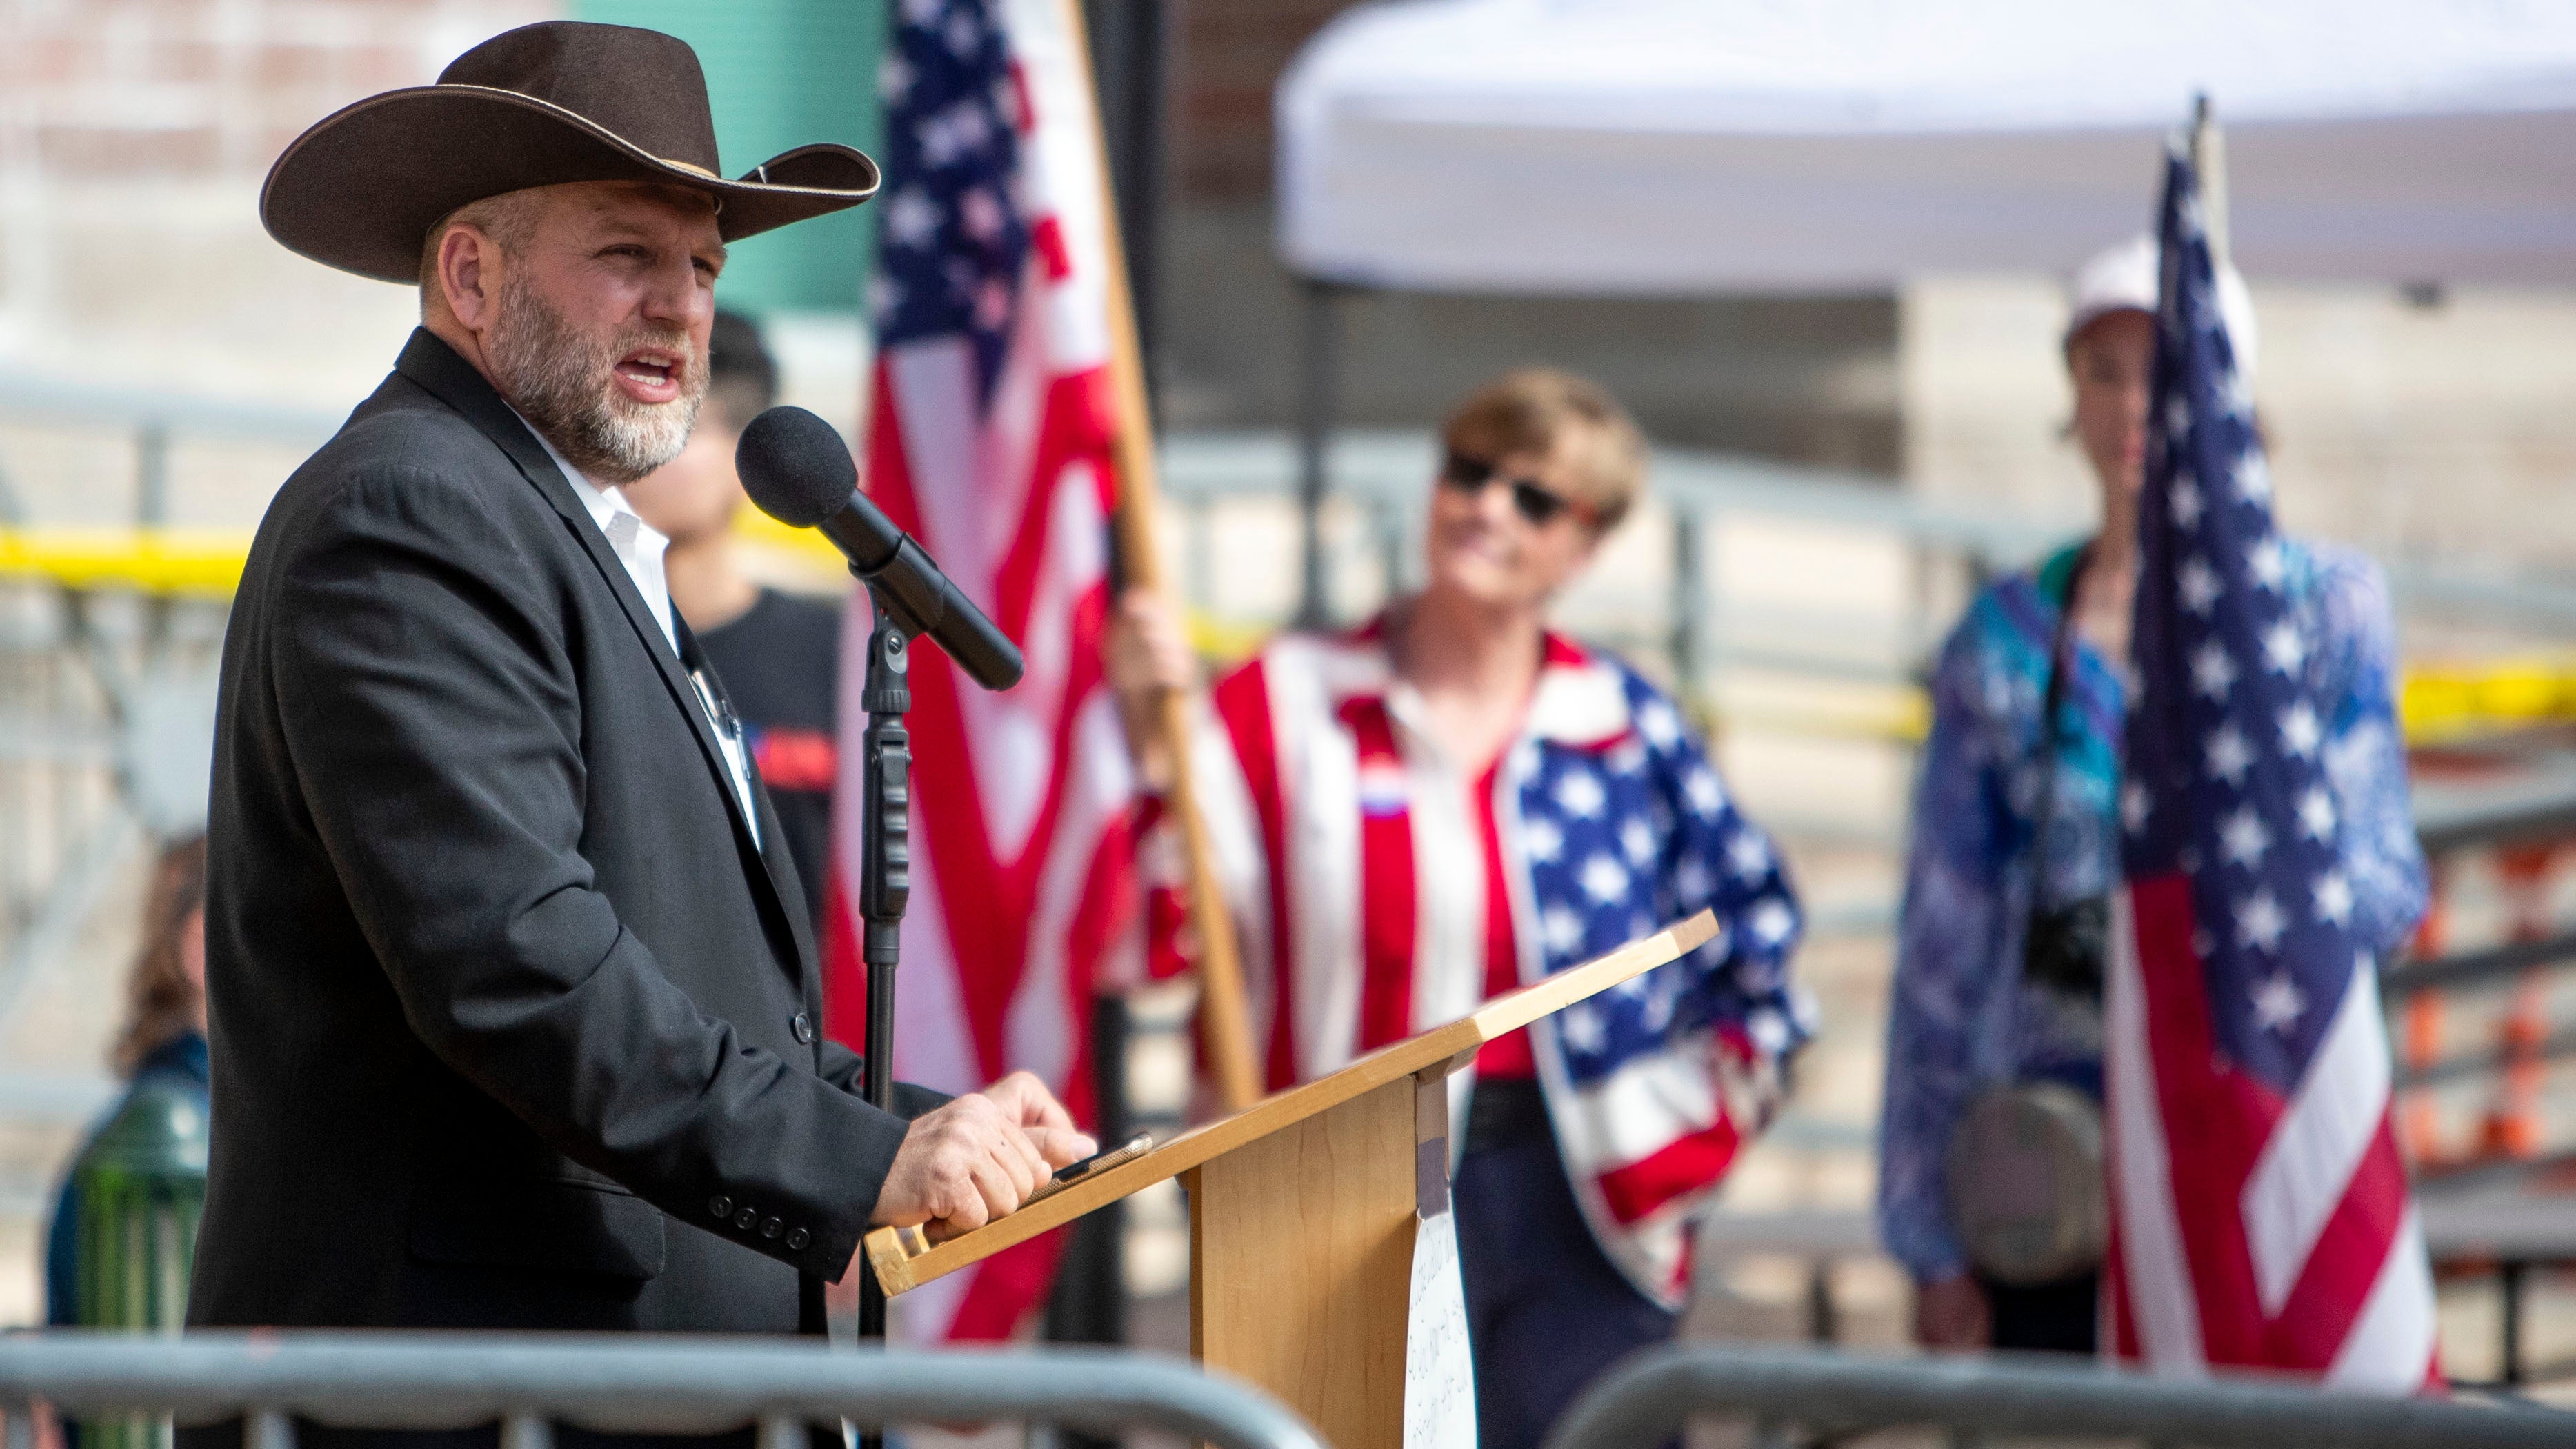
<box><xmin>7</xmin><ymin>0</ymin><xmax>2576</xmax><ymax>1424</ymax></box>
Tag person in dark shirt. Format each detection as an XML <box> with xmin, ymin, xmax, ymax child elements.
<box><xmin>625</xmin><ymin>310</ymin><xmax>843</xmax><ymax>932</ymax></box>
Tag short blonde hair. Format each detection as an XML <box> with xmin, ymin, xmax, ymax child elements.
<box><xmin>1439</xmin><ymin>368</ymin><xmax>1647</xmax><ymax>532</ymax></box>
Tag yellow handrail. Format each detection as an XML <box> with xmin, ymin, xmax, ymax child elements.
<box><xmin>0</xmin><ymin>516</ymin><xmax>850</xmax><ymax>599</ymax></box>
<box><xmin>0</xmin><ymin>528</ymin><xmax>255</xmax><ymax>597</ymax></box>
<box><xmin>10</xmin><ymin>526</ymin><xmax>2576</xmax><ymax>748</ymax></box>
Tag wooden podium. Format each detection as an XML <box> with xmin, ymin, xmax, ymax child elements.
<box><xmin>864</xmin><ymin>910</ymin><xmax>1718</xmax><ymax>1448</ymax></box>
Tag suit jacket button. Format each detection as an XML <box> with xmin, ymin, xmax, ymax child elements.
<box><xmin>735</xmin><ymin>1207</ymin><xmax>757</xmax><ymax>1230</ymax></box>
<box><xmin>761</xmin><ymin>1216</ymin><xmax>783</xmax><ymax>1239</ymax></box>
<box><xmin>709</xmin><ymin>1195</ymin><xmax>733</xmax><ymax>1219</ymax></box>
<box><xmin>791</xmin><ymin>1012</ymin><xmax>816</xmax><ymax>1044</ymax></box>
<box><xmin>786</xmin><ymin>1228</ymin><xmax>810</xmax><ymax>1250</ymax></box>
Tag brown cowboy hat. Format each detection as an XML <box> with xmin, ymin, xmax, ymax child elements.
<box><xmin>261</xmin><ymin>21</ymin><xmax>880</xmax><ymax>284</ymax></box>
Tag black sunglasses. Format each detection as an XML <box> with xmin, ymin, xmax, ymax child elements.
<box><xmin>1439</xmin><ymin>450</ymin><xmax>1592</xmax><ymax>528</ymax></box>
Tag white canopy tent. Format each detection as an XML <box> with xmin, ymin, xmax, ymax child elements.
<box><xmin>1266</xmin><ymin>0</ymin><xmax>2576</xmax><ymax>621</ymax></box>
<box><xmin>1277</xmin><ymin>0</ymin><xmax>2576</xmax><ymax>294</ymax></box>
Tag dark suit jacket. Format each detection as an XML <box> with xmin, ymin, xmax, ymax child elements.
<box><xmin>191</xmin><ymin>329</ymin><xmax>937</xmax><ymax>1339</ymax></box>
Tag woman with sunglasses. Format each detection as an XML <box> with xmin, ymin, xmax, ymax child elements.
<box><xmin>1877</xmin><ymin>238</ymin><xmax>2426</xmax><ymax>1355</ymax></box>
<box><xmin>1107</xmin><ymin>368</ymin><xmax>1810</xmax><ymax>1449</ymax></box>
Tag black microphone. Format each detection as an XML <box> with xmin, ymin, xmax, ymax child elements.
<box><xmin>735</xmin><ymin>406</ymin><xmax>1024</xmax><ymax>692</ymax></box>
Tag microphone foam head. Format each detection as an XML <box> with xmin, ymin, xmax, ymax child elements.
<box><xmin>735</xmin><ymin>406</ymin><xmax>859</xmax><ymax>528</ymax></box>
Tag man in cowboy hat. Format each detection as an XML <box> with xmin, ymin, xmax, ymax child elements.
<box><xmin>190</xmin><ymin>21</ymin><xmax>1089</xmax><ymax>1343</ymax></box>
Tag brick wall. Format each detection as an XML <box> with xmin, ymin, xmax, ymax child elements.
<box><xmin>1</xmin><ymin>1</ymin><xmax>552</xmax><ymax>183</ymax></box>
<box><xmin>1171</xmin><ymin>0</ymin><xmax>1345</xmax><ymax>201</ymax></box>
<box><xmin>0</xmin><ymin>1</ymin><xmax>555</xmax><ymax>413</ymax></box>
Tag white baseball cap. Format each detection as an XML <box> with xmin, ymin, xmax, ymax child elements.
<box><xmin>2064</xmin><ymin>234</ymin><xmax>2259</xmax><ymax>381</ymax></box>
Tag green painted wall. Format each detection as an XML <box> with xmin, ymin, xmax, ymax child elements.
<box><xmin>577</xmin><ymin>0</ymin><xmax>883</xmax><ymax>314</ymax></box>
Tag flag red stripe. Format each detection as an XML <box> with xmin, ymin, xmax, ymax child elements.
<box><xmin>2267</xmin><ymin>1112</ymin><xmax>2410</xmax><ymax>1370</ymax></box>
<box><xmin>1211</xmin><ymin>657</ymin><xmax>1299</xmax><ymax>1091</ymax></box>
<box><xmin>820</xmin><ymin>868</ymin><xmax>864</xmax><ymax>1048</ymax></box>
<box><xmin>1344</xmin><ymin>698</ymin><xmax>1416</xmax><ymax>1052</ymax></box>
<box><xmin>984</xmin><ymin>372</ymin><xmax>1114</xmax><ymax>639</ymax></box>
<box><xmin>1595</xmin><ymin>1117</ymin><xmax>1742</xmax><ymax>1226</ymax></box>
<box><xmin>2126</xmin><ymin>872</ymin><xmax>2422</xmax><ymax>1378</ymax></box>
<box><xmin>869</xmin><ymin>371</ymin><xmax>1115</xmax><ymax>1077</ymax></box>
<box><xmin>943</xmin><ymin>1230</ymin><xmax>1071</xmax><ymax>1341</ymax></box>
<box><xmin>1472</xmin><ymin>757</ymin><xmax>1536</xmax><ymax>1077</ymax></box>
<box><xmin>2130</xmin><ymin>871</ymin><xmax>2278</xmax><ymax>1366</ymax></box>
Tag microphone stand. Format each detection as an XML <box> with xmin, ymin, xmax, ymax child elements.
<box><xmin>853</xmin><ymin>593</ymin><xmax>914</xmax><ymax>1449</ymax></box>
<box><xmin>819</xmin><ymin>521</ymin><xmax>1016</xmax><ymax>1449</ymax></box>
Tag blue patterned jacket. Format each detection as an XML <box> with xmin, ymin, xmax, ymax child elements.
<box><xmin>1876</xmin><ymin>539</ymin><xmax>2427</xmax><ymax>1281</ymax></box>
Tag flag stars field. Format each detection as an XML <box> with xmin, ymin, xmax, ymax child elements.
<box><xmin>1727</xmin><ymin>830</ymin><xmax>1770</xmax><ymax>881</ymax></box>
<box><xmin>2220</xmin><ymin>366</ymin><xmax>2255</xmax><ymax>421</ymax></box>
<box><xmin>1620</xmin><ymin>817</ymin><xmax>1655</xmax><ymax>866</ymax></box>
<box><xmin>2260</xmin><ymin>621</ymin><xmax>2304</xmax><ymax>674</ymax></box>
<box><xmin>2172</xmin><ymin>474</ymin><xmax>2204</xmax><ymax>528</ymax></box>
<box><xmin>1684</xmin><ymin>767</ymin><xmax>1725</xmax><ymax>818</ymax></box>
<box><xmin>1541</xmin><ymin>903</ymin><xmax>1586</xmax><ymax>956</ymax></box>
<box><xmin>2180</xmin><ymin>555</ymin><xmax>2221</xmax><ymax>613</ymax></box>
<box><xmin>2252</xmin><ymin>972</ymin><xmax>2306</xmax><ymax>1034</ymax></box>
<box><xmin>1555</xmin><ymin>768</ymin><xmax>1607</xmax><ymax>819</ymax></box>
<box><xmin>1580</xmin><ymin>853</ymin><xmax>1630</xmax><ymax>904</ymax></box>
<box><xmin>2237</xmin><ymin>890</ymin><xmax>2288</xmax><ymax>952</ymax></box>
<box><xmin>2279</xmin><ymin>701</ymin><xmax>2322</xmax><ymax>759</ymax></box>
<box><xmin>2233</xmin><ymin>452</ymin><xmax>2272</xmax><ymax>503</ymax></box>
<box><xmin>1674</xmin><ymin>858</ymin><xmax>1713</xmax><ymax>902</ymax></box>
<box><xmin>2314</xmin><ymin>871</ymin><xmax>2353</xmax><ymax>928</ymax></box>
<box><xmin>2219</xmin><ymin>806</ymin><xmax>2270</xmax><ymax>869</ymax></box>
<box><xmin>885</xmin><ymin>188</ymin><xmax>939</xmax><ymax>248</ymax></box>
<box><xmin>2206</xmin><ymin>723</ymin><xmax>2254</xmax><ymax>785</ymax></box>
<box><xmin>2248</xmin><ymin>536</ymin><xmax>2287</xmax><ymax>590</ymax></box>
<box><xmin>2192</xmin><ymin>639</ymin><xmax>2237</xmax><ymax>699</ymax></box>
<box><xmin>2297</xmin><ymin>783</ymin><xmax>2336</xmax><ymax>839</ymax></box>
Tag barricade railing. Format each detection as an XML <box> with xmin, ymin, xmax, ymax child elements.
<box><xmin>0</xmin><ymin>1332</ymin><xmax>1324</xmax><ymax>1449</ymax></box>
<box><xmin>1541</xmin><ymin>1344</ymin><xmax>2576</xmax><ymax>1449</ymax></box>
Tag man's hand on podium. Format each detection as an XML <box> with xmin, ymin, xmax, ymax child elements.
<box><xmin>869</xmin><ymin>1070</ymin><xmax>1095</xmax><ymax>1237</ymax></box>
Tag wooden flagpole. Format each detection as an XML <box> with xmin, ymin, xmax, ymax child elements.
<box><xmin>1061</xmin><ymin>0</ymin><xmax>1263</xmax><ymax>1112</ymax></box>
<box><xmin>2190</xmin><ymin>93</ymin><xmax>2230</xmax><ymax>270</ymax></box>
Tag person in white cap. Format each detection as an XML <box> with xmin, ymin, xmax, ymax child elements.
<box><xmin>1874</xmin><ymin>237</ymin><xmax>2426</xmax><ymax>1354</ymax></box>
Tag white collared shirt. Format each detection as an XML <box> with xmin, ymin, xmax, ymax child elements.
<box><xmin>519</xmin><ymin>417</ymin><xmax>762</xmax><ymax>848</ymax></box>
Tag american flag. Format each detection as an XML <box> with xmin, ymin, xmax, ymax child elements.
<box><xmin>824</xmin><ymin>0</ymin><xmax>1139</xmax><ymax>1341</ymax></box>
<box><xmin>2102</xmin><ymin>143</ymin><xmax>2435</xmax><ymax>1388</ymax></box>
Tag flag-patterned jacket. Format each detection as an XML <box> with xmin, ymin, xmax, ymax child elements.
<box><xmin>1141</xmin><ymin>619</ymin><xmax>1812</xmax><ymax>1305</ymax></box>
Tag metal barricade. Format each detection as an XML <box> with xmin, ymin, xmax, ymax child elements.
<box><xmin>0</xmin><ymin>1333</ymin><xmax>1324</xmax><ymax>1449</ymax></box>
<box><xmin>1543</xmin><ymin>1344</ymin><xmax>2576</xmax><ymax>1449</ymax></box>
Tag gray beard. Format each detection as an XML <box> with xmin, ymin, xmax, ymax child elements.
<box><xmin>487</xmin><ymin>277</ymin><xmax>704</xmax><ymax>486</ymax></box>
